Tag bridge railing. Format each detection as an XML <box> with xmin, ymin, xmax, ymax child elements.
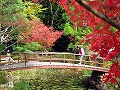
<box><xmin>0</xmin><ymin>52</ymin><xmax>105</xmax><ymax>68</ymax></box>
<box><xmin>19</xmin><ymin>52</ymin><xmax>105</xmax><ymax>68</ymax></box>
<box><xmin>0</xmin><ymin>53</ymin><xmax>20</xmax><ymax>65</ymax></box>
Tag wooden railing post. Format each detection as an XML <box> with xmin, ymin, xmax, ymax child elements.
<box><xmin>94</xmin><ymin>58</ymin><xmax>97</xmax><ymax>67</ymax></box>
<box><xmin>24</xmin><ymin>53</ymin><xmax>27</xmax><ymax>66</ymax></box>
<box><xmin>63</xmin><ymin>54</ymin><xmax>65</xmax><ymax>63</ymax></box>
<box><xmin>84</xmin><ymin>55</ymin><xmax>86</xmax><ymax>65</ymax></box>
<box><xmin>73</xmin><ymin>54</ymin><xmax>75</xmax><ymax>64</ymax></box>
<box><xmin>50</xmin><ymin>53</ymin><xmax>52</xmax><ymax>64</ymax></box>
<box><xmin>0</xmin><ymin>54</ymin><xmax>1</xmax><ymax>62</ymax></box>
<box><xmin>102</xmin><ymin>58</ymin><xmax>105</xmax><ymax>68</ymax></box>
<box><xmin>17</xmin><ymin>53</ymin><xmax>20</xmax><ymax>63</ymax></box>
<box><xmin>41</xmin><ymin>53</ymin><xmax>43</xmax><ymax>62</ymax></box>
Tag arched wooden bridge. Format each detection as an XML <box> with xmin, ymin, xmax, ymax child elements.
<box><xmin>0</xmin><ymin>52</ymin><xmax>109</xmax><ymax>72</ymax></box>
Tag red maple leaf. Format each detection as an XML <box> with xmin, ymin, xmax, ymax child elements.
<box><xmin>33</xmin><ymin>0</ymin><xmax>38</xmax><ymax>3</ymax></box>
<box><xmin>50</xmin><ymin>0</ymin><xmax>120</xmax><ymax>84</ymax></box>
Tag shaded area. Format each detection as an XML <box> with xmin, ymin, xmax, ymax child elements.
<box><xmin>52</xmin><ymin>35</ymin><xmax>70</xmax><ymax>52</ymax></box>
<box><xmin>81</xmin><ymin>70</ymin><xmax>107</xmax><ymax>90</ymax></box>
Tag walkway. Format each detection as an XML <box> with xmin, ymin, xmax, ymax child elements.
<box><xmin>0</xmin><ymin>52</ymin><xmax>109</xmax><ymax>72</ymax></box>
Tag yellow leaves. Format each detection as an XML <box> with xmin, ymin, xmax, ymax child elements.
<box><xmin>21</xmin><ymin>1</ymin><xmax>47</xmax><ymax>18</ymax></box>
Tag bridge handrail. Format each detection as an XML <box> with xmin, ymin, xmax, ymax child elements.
<box><xmin>22</xmin><ymin>52</ymin><xmax>105</xmax><ymax>62</ymax></box>
<box><xmin>0</xmin><ymin>52</ymin><xmax>109</xmax><ymax>72</ymax></box>
<box><xmin>20</xmin><ymin>52</ymin><xmax>105</xmax><ymax>67</ymax></box>
<box><xmin>23</xmin><ymin>52</ymin><xmax>105</xmax><ymax>58</ymax></box>
<box><xmin>0</xmin><ymin>52</ymin><xmax>106</xmax><ymax>67</ymax></box>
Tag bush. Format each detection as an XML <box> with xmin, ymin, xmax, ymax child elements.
<box><xmin>24</xmin><ymin>42</ymin><xmax>41</xmax><ymax>51</ymax></box>
<box><xmin>14</xmin><ymin>42</ymin><xmax>41</xmax><ymax>52</ymax></box>
<box><xmin>0</xmin><ymin>71</ymin><xmax>8</xmax><ymax>84</ymax></box>
<box><xmin>13</xmin><ymin>79</ymin><xmax>30</xmax><ymax>90</ymax></box>
<box><xmin>0</xmin><ymin>44</ymin><xmax>6</xmax><ymax>54</ymax></box>
<box><xmin>27</xmin><ymin>69</ymin><xmax>83</xmax><ymax>90</ymax></box>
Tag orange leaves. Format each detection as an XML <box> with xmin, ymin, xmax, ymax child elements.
<box><xmin>21</xmin><ymin>19</ymin><xmax>63</xmax><ymax>48</ymax></box>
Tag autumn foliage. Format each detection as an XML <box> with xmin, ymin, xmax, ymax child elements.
<box><xmin>50</xmin><ymin>0</ymin><xmax>120</xmax><ymax>84</ymax></box>
<box><xmin>21</xmin><ymin>19</ymin><xmax>63</xmax><ymax>48</ymax></box>
<box><xmin>103</xmin><ymin>61</ymin><xmax>120</xmax><ymax>84</ymax></box>
<box><xmin>84</xmin><ymin>26</ymin><xmax>120</xmax><ymax>60</ymax></box>
<box><xmin>49</xmin><ymin>0</ymin><xmax>120</xmax><ymax>60</ymax></box>
<box><xmin>34</xmin><ymin>0</ymin><xmax>120</xmax><ymax>83</ymax></box>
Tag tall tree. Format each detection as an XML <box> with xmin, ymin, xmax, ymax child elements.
<box><xmin>0</xmin><ymin>0</ymin><xmax>27</xmax><ymax>43</ymax></box>
<box><xmin>36</xmin><ymin>0</ymin><xmax>69</xmax><ymax>30</ymax></box>
<box><xmin>41</xmin><ymin>0</ymin><xmax>120</xmax><ymax>84</ymax></box>
<box><xmin>34</xmin><ymin>0</ymin><xmax>72</xmax><ymax>51</ymax></box>
<box><xmin>21</xmin><ymin>19</ymin><xmax>63</xmax><ymax>50</ymax></box>
<box><xmin>0</xmin><ymin>0</ymin><xmax>47</xmax><ymax>53</ymax></box>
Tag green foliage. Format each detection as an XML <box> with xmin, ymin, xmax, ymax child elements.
<box><xmin>12</xmin><ymin>69</ymin><xmax>84</xmax><ymax>90</ymax></box>
<box><xmin>81</xmin><ymin>70</ymin><xmax>92</xmax><ymax>76</ymax></box>
<box><xmin>14</xmin><ymin>42</ymin><xmax>41</xmax><ymax>52</ymax></box>
<box><xmin>11</xmin><ymin>69</ymin><xmax>116</xmax><ymax>90</ymax></box>
<box><xmin>64</xmin><ymin>23</ymin><xmax>92</xmax><ymax>49</ymax></box>
<box><xmin>28</xmin><ymin>69</ymin><xmax>83</xmax><ymax>90</ymax></box>
<box><xmin>77</xmin><ymin>27</ymin><xmax>92</xmax><ymax>40</ymax></box>
<box><xmin>1</xmin><ymin>0</ymin><xmax>25</xmax><ymax>23</ymax></box>
<box><xmin>24</xmin><ymin>42</ymin><xmax>41</xmax><ymax>51</ymax></box>
<box><xmin>37</xmin><ymin>0</ymin><xmax>67</xmax><ymax>30</ymax></box>
<box><xmin>68</xmin><ymin>42</ymin><xmax>74</xmax><ymax>48</ymax></box>
<box><xmin>62</xmin><ymin>13</ymin><xmax>70</xmax><ymax>23</ymax></box>
<box><xmin>14</xmin><ymin>46</ymin><xmax>31</xmax><ymax>52</ymax></box>
<box><xmin>0</xmin><ymin>44</ymin><xmax>6</xmax><ymax>54</ymax></box>
<box><xmin>104</xmin><ymin>61</ymin><xmax>112</xmax><ymax>68</ymax></box>
<box><xmin>64</xmin><ymin>23</ymin><xmax>75</xmax><ymax>36</ymax></box>
<box><xmin>1</xmin><ymin>0</ymin><xmax>26</xmax><ymax>47</ymax></box>
<box><xmin>13</xmin><ymin>79</ymin><xmax>30</xmax><ymax>90</ymax></box>
<box><xmin>7</xmin><ymin>69</ymin><xmax>116</xmax><ymax>90</ymax></box>
<box><xmin>0</xmin><ymin>71</ymin><xmax>8</xmax><ymax>84</ymax></box>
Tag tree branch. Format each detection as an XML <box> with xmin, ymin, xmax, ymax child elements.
<box><xmin>76</xmin><ymin>0</ymin><xmax>120</xmax><ymax>30</ymax></box>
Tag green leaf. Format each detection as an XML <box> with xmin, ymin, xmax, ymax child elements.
<box><xmin>64</xmin><ymin>23</ymin><xmax>75</xmax><ymax>36</ymax></box>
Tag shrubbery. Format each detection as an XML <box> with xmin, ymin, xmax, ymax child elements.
<box><xmin>0</xmin><ymin>71</ymin><xmax>8</xmax><ymax>84</ymax></box>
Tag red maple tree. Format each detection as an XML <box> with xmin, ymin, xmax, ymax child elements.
<box><xmin>21</xmin><ymin>19</ymin><xmax>63</xmax><ymax>49</ymax></box>
<box><xmin>34</xmin><ymin>0</ymin><xmax>120</xmax><ymax>83</ymax></box>
<box><xmin>103</xmin><ymin>61</ymin><xmax>120</xmax><ymax>84</ymax></box>
<box><xmin>49</xmin><ymin>0</ymin><xmax>120</xmax><ymax>59</ymax></box>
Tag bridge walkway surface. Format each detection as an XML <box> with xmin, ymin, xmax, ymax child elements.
<box><xmin>0</xmin><ymin>52</ymin><xmax>109</xmax><ymax>72</ymax></box>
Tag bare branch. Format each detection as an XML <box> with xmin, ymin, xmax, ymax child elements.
<box><xmin>49</xmin><ymin>0</ymin><xmax>59</xmax><ymax>26</ymax></box>
<box><xmin>76</xmin><ymin>0</ymin><xmax>120</xmax><ymax>30</ymax></box>
<box><xmin>0</xmin><ymin>26</ymin><xmax>13</xmax><ymax>44</ymax></box>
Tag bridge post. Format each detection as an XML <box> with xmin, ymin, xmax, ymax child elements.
<box><xmin>83</xmin><ymin>55</ymin><xmax>86</xmax><ymax>65</ymax></box>
<box><xmin>0</xmin><ymin>54</ymin><xmax>1</xmax><ymax>62</ymax></box>
<box><xmin>102</xmin><ymin>58</ymin><xmax>105</xmax><ymax>68</ymax></box>
<box><xmin>17</xmin><ymin>53</ymin><xmax>20</xmax><ymax>63</ymax></box>
<box><xmin>50</xmin><ymin>53</ymin><xmax>52</xmax><ymax>64</ymax></box>
<box><xmin>41</xmin><ymin>53</ymin><xmax>43</xmax><ymax>62</ymax></box>
<box><xmin>24</xmin><ymin>53</ymin><xmax>27</xmax><ymax>66</ymax></box>
<box><xmin>73</xmin><ymin>54</ymin><xmax>75</xmax><ymax>64</ymax></box>
<box><xmin>63</xmin><ymin>54</ymin><xmax>65</xmax><ymax>63</ymax></box>
<box><xmin>93</xmin><ymin>58</ymin><xmax>97</xmax><ymax>67</ymax></box>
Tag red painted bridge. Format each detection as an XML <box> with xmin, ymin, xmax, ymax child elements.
<box><xmin>0</xmin><ymin>52</ymin><xmax>109</xmax><ymax>72</ymax></box>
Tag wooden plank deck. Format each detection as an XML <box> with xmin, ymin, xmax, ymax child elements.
<box><xmin>0</xmin><ymin>61</ymin><xmax>109</xmax><ymax>72</ymax></box>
